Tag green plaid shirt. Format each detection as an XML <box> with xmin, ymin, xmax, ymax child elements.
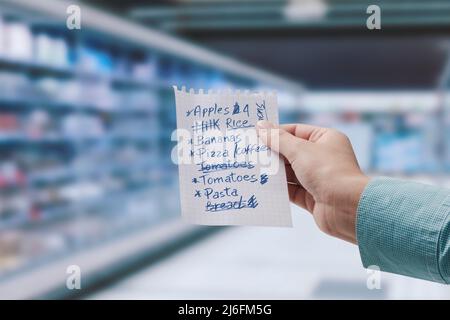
<box><xmin>356</xmin><ymin>177</ymin><xmax>450</xmax><ymax>284</ymax></box>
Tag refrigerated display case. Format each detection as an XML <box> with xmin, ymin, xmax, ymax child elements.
<box><xmin>0</xmin><ymin>0</ymin><xmax>303</xmax><ymax>299</ymax></box>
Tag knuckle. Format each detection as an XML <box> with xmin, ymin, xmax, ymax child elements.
<box><xmin>332</xmin><ymin>129</ymin><xmax>350</xmax><ymax>142</ymax></box>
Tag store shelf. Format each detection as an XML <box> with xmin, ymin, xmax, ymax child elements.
<box><xmin>0</xmin><ymin>56</ymin><xmax>172</xmax><ymax>91</ymax></box>
<box><xmin>0</xmin><ymin>0</ymin><xmax>306</xmax><ymax>299</ymax></box>
<box><xmin>0</xmin><ymin>0</ymin><xmax>304</xmax><ymax>93</ymax></box>
<box><xmin>0</xmin><ymin>219</ymin><xmax>209</xmax><ymax>299</ymax></box>
<box><xmin>29</xmin><ymin>158</ymin><xmax>158</xmax><ymax>185</ymax></box>
<box><xmin>0</xmin><ymin>97</ymin><xmax>159</xmax><ymax>117</ymax></box>
<box><xmin>0</xmin><ymin>134</ymin><xmax>158</xmax><ymax>146</ymax></box>
<box><xmin>0</xmin><ymin>183</ymin><xmax>156</xmax><ymax>231</ymax></box>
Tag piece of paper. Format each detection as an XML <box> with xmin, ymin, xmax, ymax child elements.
<box><xmin>173</xmin><ymin>87</ymin><xmax>292</xmax><ymax>227</ymax></box>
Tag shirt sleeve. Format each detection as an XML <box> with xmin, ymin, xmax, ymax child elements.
<box><xmin>356</xmin><ymin>177</ymin><xmax>450</xmax><ymax>284</ymax></box>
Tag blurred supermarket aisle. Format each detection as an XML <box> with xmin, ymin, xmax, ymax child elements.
<box><xmin>0</xmin><ymin>1</ymin><xmax>301</xmax><ymax>297</ymax></box>
<box><xmin>88</xmin><ymin>205</ymin><xmax>450</xmax><ymax>300</ymax></box>
<box><xmin>2</xmin><ymin>0</ymin><xmax>450</xmax><ymax>300</ymax></box>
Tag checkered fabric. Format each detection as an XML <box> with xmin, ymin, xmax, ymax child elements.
<box><xmin>356</xmin><ymin>177</ymin><xmax>450</xmax><ymax>284</ymax></box>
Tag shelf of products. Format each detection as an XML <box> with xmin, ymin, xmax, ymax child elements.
<box><xmin>0</xmin><ymin>0</ymin><xmax>303</xmax><ymax>297</ymax></box>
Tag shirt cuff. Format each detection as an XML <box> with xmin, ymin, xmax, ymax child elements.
<box><xmin>356</xmin><ymin>177</ymin><xmax>450</xmax><ymax>284</ymax></box>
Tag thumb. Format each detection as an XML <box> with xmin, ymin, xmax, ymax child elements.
<box><xmin>256</xmin><ymin>120</ymin><xmax>303</xmax><ymax>163</ymax></box>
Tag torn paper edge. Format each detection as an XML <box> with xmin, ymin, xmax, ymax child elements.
<box><xmin>172</xmin><ymin>85</ymin><xmax>277</xmax><ymax>98</ymax></box>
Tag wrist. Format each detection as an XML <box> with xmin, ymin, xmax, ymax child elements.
<box><xmin>334</xmin><ymin>173</ymin><xmax>370</xmax><ymax>244</ymax></box>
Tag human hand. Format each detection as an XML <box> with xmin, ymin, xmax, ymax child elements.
<box><xmin>256</xmin><ymin>121</ymin><xmax>369</xmax><ymax>244</ymax></box>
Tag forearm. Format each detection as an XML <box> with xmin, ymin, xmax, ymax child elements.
<box><xmin>356</xmin><ymin>177</ymin><xmax>450</xmax><ymax>284</ymax></box>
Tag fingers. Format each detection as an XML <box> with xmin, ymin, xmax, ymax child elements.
<box><xmin>285</xmin><ymin>163</ymin><xmax>299</xmax><ymax>185</ymax></box>
<box><xmin>256</xmin><ymin>120</ymin><xmax>304</xmax><ymax>163</ymax></box>
<box><xmin>288</xmin><ymin>183</ymin><xmax>316</xmax><ymax>214</ymax></box>
<box><xmin>257</xmin><ymin>121</ymin><xmax>315</xmax><ymax>213</ymax></box>
<box><xmin>279</xmin><ymin>123</ymin><xmax>327</xmax><ymax>142</ymax></box>
<box><xmin>287</xmin><ymin>183</ymin><xmax>308</xmax><ymax>211</ymax></box>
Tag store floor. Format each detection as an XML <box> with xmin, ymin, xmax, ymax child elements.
<box><xmin>88</xmin><ymin>206</ymin><xmax>449</xmax><ymax>300</ymax></box>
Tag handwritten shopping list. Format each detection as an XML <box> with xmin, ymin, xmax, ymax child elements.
<box><xmin>173</xmin><ymin>87</ymin><xmax>292</xmax><ymax>227</ymax></box>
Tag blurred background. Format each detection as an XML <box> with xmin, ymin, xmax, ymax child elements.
<box><xmin>0</xmin><ymin>0</ymin><xmax>449</xmax><ymax>299</ymax></box>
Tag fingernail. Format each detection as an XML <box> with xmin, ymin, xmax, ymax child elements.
<box><xmin>256</xmin><ymin>120</ymin><xmax>274</xmax><ymax>129</ymax></box>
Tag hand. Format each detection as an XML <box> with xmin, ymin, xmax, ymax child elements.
<box><xmin>256</xmin><ymin>121</ymin><xmax>369</xmax><ymax>244</ymax></box>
